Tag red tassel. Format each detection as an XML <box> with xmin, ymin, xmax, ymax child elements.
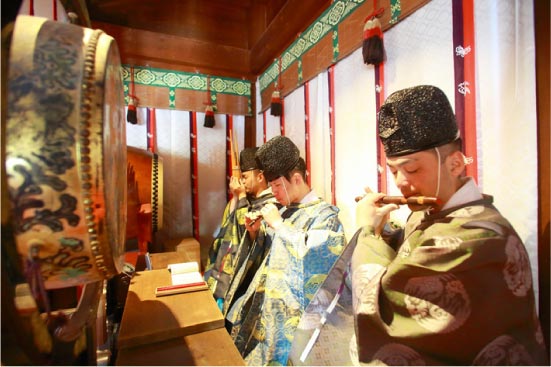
<box><xmin>270</xmin><ymin>90</ymin><xmax>282</xmax><ymax>116</ymax></box>
<box><xmin>127</xmin><ymin>97</ymin><xmax>138</xmax><ymax>124</ymax></box>
<box><xmin>127</xmin><ymin>65</ymin><xmax>138</xmax><ymax>124</ymax></box>
<box><xmin>362</xmin><ymin>17</ymin><xmax>385</xmax><ymax>65</ymax></box>
<box><xmin>204</xmin><ymin>105</ymin><xmax>215</xmax><ymax>128</ymax></box>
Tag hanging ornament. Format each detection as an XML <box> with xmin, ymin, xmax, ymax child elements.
<box><xmin>362</xmin><ymin>2</ymin><xmax>385</xmax><ymax>66</ymax></box>
<box><xmin>204</xmin><ymin>105</ymin><xmax>215</xmax><ymax>128</ymax></box>
<box><xmin>127</xmin><ymin>97</ymin><xmax>137</xmax><ymax>124</ymax></box>
<box><xmin>270</xmin><ymin>58</ymin><xmax>283</xmax><ymax>116</ymax></box>
<box><xmin>127</xmin><ymin>65</ymin><xmax>138</xmax><ymax>124</ymax></box>
<box><xmin>270</xmin><ymin>88</ymin><xmax>282</xmax><ymax>116</ymax></box>
<box><xmin>204</xmin><ymin>75</ymin><xmax>216</xmax><ymax>128</ymax></box>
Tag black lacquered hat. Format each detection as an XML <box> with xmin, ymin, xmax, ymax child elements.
<box><xmin>255</xmin><ymin>135</ymin><xmax>300</xmax><ymax>182</ymax></box>
<box><xmin>239</xmin><ymin>147</ymin><xmax>259</xmax><ymax>172</ymax></box>
<box><xmin>378</xmin><ymin>85</ymin><xmax>460</xmax><ymax>157</ymax></box>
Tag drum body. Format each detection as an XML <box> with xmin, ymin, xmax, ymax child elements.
<box><xmin>5</xmin><ymin>15</ymin><xmax>127</xmax><ymax>289</ymax></box>
<box><xmin>126</xmin><ymin>146</ymin><xmax>163</xmax><ymax>245</ymax></box>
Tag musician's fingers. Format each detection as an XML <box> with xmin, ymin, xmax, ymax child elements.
<box><xmin>260</xmin><ymin>203</ymin><xmax>276</xmax><ymax>215</ymax></box>
<box><xmin>364</xmin><ymin>186</ymin><xmax>373</xmax><ymax>194</ymax></box>
<box><xmin>357</xmin><ymin>191</ymin><xmax>385</xmax><ymax>205</ymax></box>
<box><xmin>377</xmin><ymin>203</ymin><xmax>399</xmax><ymax>216</ymax></box>
<box><xmin>358</xmin><ymin>187</ymin><xmax>385</xmax><ymax>203</ymax></box>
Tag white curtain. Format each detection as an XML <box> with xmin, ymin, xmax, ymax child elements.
<box><xmin>308</xmin><ymin>72</ymin><xmax>332</xmax><ymax>205</ymax></box>
<box><xmin>283</xmin><ymin>86</ymin><xmax>306</xmax><ymax>158</ymax></box>
<box><xmin>155</xmin><ymin>109</ymin><xmax>192</xmax><ymax>242</ymax></box>
<box><xmin>255</xmin><ymin>80</ymin><xmax>266</xmax><ymax>146</ymax></box>
<box><xmin>126</xmin><ymin>108</ymin><xmax>245</xmax><ymax>264</ymax></box>
<box><xmin>333</xmin><ymin>49</ymin><xmax>378</xmax><ymax>241</ymax></box>
<box><xmin>474</xmin><ymin>0</ymin><xmax>538</xmax><ymax>299</ymax></box>
<box><xmin>265</xmin><ymin>106</ymin><xmax>283</xmax><ymax>140</ymax></box>
<box><xmin>195</xmin><ymin>112</ymin><xmax>227</xmax><ymax>260</ymax></box>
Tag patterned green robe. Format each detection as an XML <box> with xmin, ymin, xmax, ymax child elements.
<box><xmin>204</xmin><ymin>190</ymin><xmax>276</xmax><ymax>302</ymax></box>
<box><xmin>289</xmin><ymin>193</ymin><xmax>548</xmax><ymax>365</ymax></box>
<box><xmin>226</xmin><ymin>195</ymin><xmax>346</xmax><ymax>366</ymax></box>
<box><xmin>204</xmin><ymin>197</ymin><xmax>247</xmax><ymax>298</ymax></box>
<box><xmin>222</xmin><ymin>215</ymin><xmax>271</xmax><ymax>317</ymax></box>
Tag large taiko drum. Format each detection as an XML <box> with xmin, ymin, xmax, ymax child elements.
<box><xmin>126</xmin><ymin>146</ymin><xmax>163</xmax><ymax>251</ymax></box>
<box><xmin>5</xmin><ymin>15</ymin><xmax>127</xmax><ymax>289</ymax></box>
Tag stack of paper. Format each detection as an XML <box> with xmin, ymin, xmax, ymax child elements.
<box><xmin>155</xmin><ymin>262</ymin><xmax>208</xmax><ymax>297</ymax></box>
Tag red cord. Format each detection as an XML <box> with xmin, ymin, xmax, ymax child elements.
<box><xmin>277</xmin><ymin>57</ymin><xmax>283</xmax><ymax>90</ymax></box>
<box><xmin>364</xmin><ymin>0</ymin><xmax>384</xmax><ymax>22</ymax></box>
<box><xmin>204</xmin><ymin>75</ymin><xmax>211</xmax><ymax>106</ymax></box>
<box><xmin>53</xmin><ymin>0</ymin><xmax>57</xmax><ymax>20</ymax></box>
<box><xmin>130</xmin><ymin>66</ymin><xmax>135</xmax><ymax>97</ymax></box>
<box><xmin>128</xmin><ymin>66</ymin><xmax>140</xmax><ymax>103</ymax></box>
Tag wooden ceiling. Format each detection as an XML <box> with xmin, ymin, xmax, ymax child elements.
<box><xmin>85</xmin><ymin>0</ymin><xmax>332</xmax><ymax>79</ymax></box>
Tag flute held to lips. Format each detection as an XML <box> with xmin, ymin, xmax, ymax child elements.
<box><xmin>354</xmin><ymin>195</ymin><xmax>439</xmax><ymax>206</ymax></box>
<box><xmin>246</xmin><ymin>212</ymin><xmax>263</xmax><ymax>226</ymax></box>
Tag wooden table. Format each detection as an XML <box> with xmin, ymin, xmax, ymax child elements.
<box><xmin>116</xmin><ymin>267</ymin><xmax>244</xmax><ymax>365</ymax></box>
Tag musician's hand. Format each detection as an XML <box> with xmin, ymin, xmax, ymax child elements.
<box><xmin>260</xmin><ymin>203</ymin><xmax>283</xmax><ymax>230</ymax></box>
<box><xmin>229</xmin><ymin>176</ymin><xmax>246</xmax><ymax>198</ymax></box>
<box><xmin>243</xmin><ymin>213</ymin><xmax>261</xmax><ymax>240</ymax></box>
<box><xmin>356</xmin><ymin>187</ymin><xmax>398</xmax><ymax>235</ymax></box>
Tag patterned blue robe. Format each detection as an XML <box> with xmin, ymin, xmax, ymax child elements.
<box><xmin>226</xmin><ymin>195</ymin><xmax>346</xmax><ymax>365</ymax></box>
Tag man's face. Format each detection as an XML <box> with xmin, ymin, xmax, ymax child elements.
<box><xmin>269</xmin><ymin>176</ymin><xmax>293</xmax><ymax>206</ymax></box>
<box><xmin>241</xmin><ymin>170</ymin><xmax>259</xmax><ymax>194</ymax></box>
<box><xmin>386</xmin><ymin>150</ymin><xmax>441</xmax><ymax>200</ymax></box>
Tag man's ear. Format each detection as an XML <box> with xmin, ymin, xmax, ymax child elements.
<box><xmin>448</xmin><ymin>150</ymin><xmax>466</xmax><ymax>177</ymax></box>
<box><xmin>292</xmin><ymin>172</ymin><xmax>303</xmax><ymax>185</ymax></box>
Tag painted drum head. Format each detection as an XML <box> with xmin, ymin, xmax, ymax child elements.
<box><xmin>5</xmin><ymin>15</ymin><xmax>127</xmax><ymax>288</ymax></box>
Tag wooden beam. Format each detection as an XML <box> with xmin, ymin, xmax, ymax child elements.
<box><xmin>93</xmin><ymin>21</ymin><xmax>254</xmax><ymax>80</ymax></box>
<box><xmin>249</xmin><ymin>0</ymin><xmax>332</xmax><ymax>74</ymax></box>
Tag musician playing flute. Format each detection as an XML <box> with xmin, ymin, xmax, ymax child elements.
<box><xmin>289</xmin><ymin>85</ymin><xmax>548</xmax><ymax>365</ymax></box>
<box><xmin>204</xmin><ymin>147</ymin><xmax>276</xmax><ymax>313</ymax></box>
<box><xmin>226</xmin><ymin>136</ymin><xmax>346</xmax><ymax>366</ymax></box>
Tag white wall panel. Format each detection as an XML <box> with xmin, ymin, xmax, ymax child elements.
<box><xmin>196</xmin><ymin>113</ymin><xmax>231</xmax><ymax>263</ymax></box>
<box><xmin>333</xmin><ymin>48</ymin><xmax>378</xmax><ymax>240</ymax></box>
<box><xmin>233</xmin><ymin>115</ymin><xmax>246</xmax><ymax>154</ymax></box>
<box><xmin>125</xmin><ymin>107</ymin><xmax>148</xmax><ymax>151</ymax></box>
<box><xmin>308</xmin><ymin>72</ymin><xmax>332</xmax><ymax>204</ymax></box>
<box><xmin>474</xmin><ymin>0</ymin><xmax>538</xmax><ymax>299</ymax></box>
<box><xmin>265</xmin><ymin>113</ymin><xmax>282</xmax><ymax>141</ymax></box>
<box><xmin>284</xmin><ymin>86</ymin><xmax>306</xmax><ymax>158</ymax></box>
<box><xmin>255</xmin><ymin>80</ymin><xmax>266</xmax><ymax>146</ymax></box>
<box><xmin>154</xmin><ymin>110</ymin><xmax>192</xmax><ymax>243</ymax></box>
